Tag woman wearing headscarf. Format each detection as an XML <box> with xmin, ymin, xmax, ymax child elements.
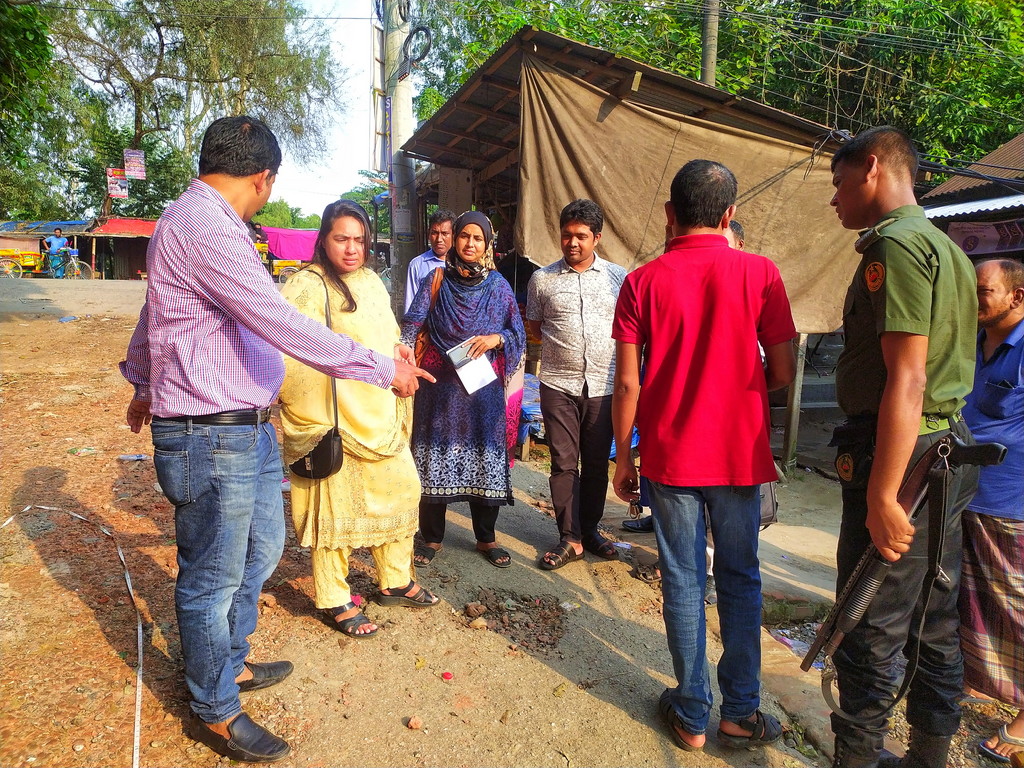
<box><xmin>399</xmin><ymin>210</ymin><xmax>526</xmax><ymax>568</ymax></box>
<box><xmin>279</xmin><ymin>199</ymin><xmax>437</xmax><ymax>639</ymax></box>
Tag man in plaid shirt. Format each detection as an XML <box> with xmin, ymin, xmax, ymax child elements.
<box><xmin>121</xmin><ymin>116</ymin><xmax>432</xmax><ymax>762</ymax></box>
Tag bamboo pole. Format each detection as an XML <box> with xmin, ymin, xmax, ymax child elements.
<box><xmin>781</xmin><ymin>334</ymin><xmax>808</xmax><ymax>477</ymax></box>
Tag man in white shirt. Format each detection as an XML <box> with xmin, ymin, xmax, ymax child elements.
<box><xmin>526</xmin><ymin>199</ymin><xmax>626</xmax><ymax>570</ymax></box>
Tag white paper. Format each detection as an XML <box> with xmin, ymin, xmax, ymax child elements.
<box><xmin>447</xmin><ymin>340</ymin><xmax>498</xmax><ymax>394</ymax></box>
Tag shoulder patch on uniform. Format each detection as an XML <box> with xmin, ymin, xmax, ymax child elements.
<box><xmin>864</xmin><ymin>262</ymin><xmax>885</xmax><ymax>292</ymax></box>
<box><xmin>835</xmin><ymin>453</ymin><xmax>855</xmax><ymax>482</ymax></box>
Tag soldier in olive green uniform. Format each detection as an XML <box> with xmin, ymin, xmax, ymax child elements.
<box><xmin>827</xmin><ymin>127</ymin><xmax>978</xmax><ymax>768</ymax></box>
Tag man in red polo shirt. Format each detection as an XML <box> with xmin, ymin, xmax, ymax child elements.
<box><xmin>612</xmin><ymin>159</ymin><xmax>797</xmax><ymax>753</ymax></box>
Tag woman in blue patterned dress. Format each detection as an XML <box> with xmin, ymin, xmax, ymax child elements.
<box><xmin>399</xmin><ymin>211</ymin><xmax>526</xmax><ymax>568</ymax></box>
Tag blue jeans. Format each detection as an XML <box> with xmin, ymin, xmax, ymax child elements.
<box><xmin>151</xmin><ymin>419</ymin><xmax>285</xmax><ymax>723</ymax></box>
<box><xmin>648</xmin><ymin>482</ymin><xmax>763</xmax><ymax>735</ymax></box>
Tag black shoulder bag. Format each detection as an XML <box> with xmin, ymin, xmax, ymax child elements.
<box><xmin>289</xmin><ymin>272</ymin><xmax>345</xmax><ymax>479</ymax></box>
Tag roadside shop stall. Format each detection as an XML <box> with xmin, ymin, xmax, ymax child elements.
<box><xmin>0</xmin><ymin>220</ymin><xmax>92</xmax><ymax>278</ymax></box>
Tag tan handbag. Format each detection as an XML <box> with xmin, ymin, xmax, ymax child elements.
<box><xmin>413</xmin><ymin>267</ymin><xmax>444</xmax><ymax>366</ymax></box>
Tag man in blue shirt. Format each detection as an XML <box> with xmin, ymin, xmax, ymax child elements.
<box><xmin>43</xmin><ymin>227</ymin><xmax>68</xmax><ymax>255</ymax></box>
<box><xmin>404</xmin><ymin>209</ymin><xmax>455</xmax><ymax>314</ymax></box>
<box><xmin>43</xmin><ymin>228</ymin><xmax>70</xmax><ymax>278</ymax></box>
<box><xmin>959</xmin><ymin>257</ymin><xmax>1024</xmax><ymax>763</ymax></box>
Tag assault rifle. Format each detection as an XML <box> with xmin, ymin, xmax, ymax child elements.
<box><xmin>801</xmin><ymin>434</ymin><xmax>1005</xmax><ymax>674</ymax></box>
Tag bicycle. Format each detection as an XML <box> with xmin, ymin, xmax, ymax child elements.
<box><xmin>0</xmin><ymin>257</ymin><xmax>22</xmax><ymax>278</ymax></box>
<box><xmin>46</xmin><ymin>248</ymin><xmax>94</xmax><ymax>280</ymax></box>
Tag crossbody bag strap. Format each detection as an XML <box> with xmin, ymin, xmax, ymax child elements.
<box><xmin>429</xmin><ymin>267</ymin><xmax>443</xmax><ymax>309</ymax></box>
<box><xmin>308</xmin><ymin>270</ymin><xmax>340</xmax><ymax>433</ymax></box>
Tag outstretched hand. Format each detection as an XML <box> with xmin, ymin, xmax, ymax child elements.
<box><xmin>391</xmin><ymin>359</ymin><xmax>436</xmax><ymax>398</ymax></box>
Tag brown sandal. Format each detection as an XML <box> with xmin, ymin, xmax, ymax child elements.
<box><xmin>539</xmin><ymin>541</ymin><xmax>583</xmax><ymax>571</ymax></box>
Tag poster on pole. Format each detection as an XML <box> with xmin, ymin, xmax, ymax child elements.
<box><xmin>123</xmin><ymin>149</ymin><xmax>147</xmax><ymax>179</ymax></box>
<box><xmin>107</xmin><ymin>168</ymin><xmax>129</xmax><ymax>199</ymax></box>
<box><xmin>384</xmin><ymin>96</ymin><xmax>393</xmax><ymax>183</ymax></box>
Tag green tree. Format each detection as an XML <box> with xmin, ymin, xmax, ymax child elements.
<box><xmin>73</xmin><ymin>125</ymin><xmax>193</xmax><ymax>218</ymax></box>
<box><xmin>340</xmin><ymin>170</ymin><xmax>391</xmax><ymax>238</ymax></box>
<box><xmin>0</xmin><ymin>61</ymin><xmax>98</xmax><ymax>219</ymax></box>
<box><xmin>416</xmin><ymin>0</ymin><xmax>1024</xmax><ymax>162</ymax></box>
<box><xmin>48</xmin><ymin>0</ymin><xmax>344</xmax><ymax>162</ymax></box>
<box><xmin>4</xmin><ymin>0</ymin><xmax>347</xmax><ymax>220</ymax></box>
<box><xmin>252</xmin><ymin>199</ymin><xmax>320</xmax><ymax>229</ymax></box>
<box><xmin>0</xmin><ymin>0</ymin><xmax>53</xmax><ymax>168</ymax></box>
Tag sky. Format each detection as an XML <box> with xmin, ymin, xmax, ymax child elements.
<box><xmin>272</xmin><ymin>0</ymin><xmax>380</xmax><ymax>217</ymax></box>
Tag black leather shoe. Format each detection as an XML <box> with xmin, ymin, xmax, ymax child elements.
<box><xmin>622</xmin><ymin>516</ymin><xmax>654</xmax><ymax>533</ymax></box>
<box><xmin>238</xmin><ymin>660</ymin><xmax>294</xmax><ymax>693</ymax></box>
<box><xmin>188</xmin><ymin>712</ymin><xmax>290</xmax><ymax>762</ymax></box>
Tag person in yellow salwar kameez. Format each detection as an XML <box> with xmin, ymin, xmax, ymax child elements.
<box><xmin>279</xmin><ymin>199</ymin><xmax>438</xmax><ymax>638</ymax></box>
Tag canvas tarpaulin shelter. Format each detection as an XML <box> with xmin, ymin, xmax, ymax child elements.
<box><xmin>517</xmin><ymin>55</ymin><xmax>856</xmax><ymax>333</ymax></box>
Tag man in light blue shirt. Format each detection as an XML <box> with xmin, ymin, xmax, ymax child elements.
<box><xmin>43</xmin><ymin>228</ymin><xmax>70</xmax><ymax>278</ymax></box>
<box><xmin>959</xmin><ymin>258</ymin><xmax>1024</xmax><ymax>763</ymax></box>
<box><xmin>404</xmin><ymin>209</ymin><xmax>455</xmax><ymax>314</ymax></box>
<box><xmin>43</xmin><ymin>227</ymin><xmax>69</xmax><ymax>254</ymax></box>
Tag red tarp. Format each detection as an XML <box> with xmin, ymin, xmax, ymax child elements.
<box><xmin>263</xmin><ymin>226</ymin><xmax>317</xmax><ymax>262</ymax></box>
<box><xmin>91</xmin><ymin>218</ymin><xmax>157</xmax><ymax>236</ymax></box>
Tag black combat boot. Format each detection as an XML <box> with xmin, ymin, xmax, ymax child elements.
<box><xmin>832</xmin><ymin>738</ymin><xmax>880</xmax><ymax>768</ymax></box>
<box><xmin>877</xmin><ymin>730</ymin><xmax>951</xmax><ymax>768</ymax></box>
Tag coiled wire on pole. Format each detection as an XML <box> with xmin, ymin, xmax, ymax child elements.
<box><xmin>403</xmin><ymin>24</ymin><xmax>432</xmax><ymax>66</ymax></box>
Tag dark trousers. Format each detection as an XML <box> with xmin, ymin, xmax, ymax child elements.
<box><xmin>831</xmin><ymin>421</ymin><xmax>978</xmax><ymax>760</ymax></box>
<box><xmin>539</xmin><ymin>382</ymin><xmax>614</xmax><ymax>543</ymax></box>
<box><xmin>419</xmin><ymin>500</ymin><xmax>499</xmax><ymax>545</ymax></box>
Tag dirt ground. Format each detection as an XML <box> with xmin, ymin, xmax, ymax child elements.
<box><xmin>0</xmin><ymin>294</ymin><xmax>1011</xmax><ymax>768</ymax></box>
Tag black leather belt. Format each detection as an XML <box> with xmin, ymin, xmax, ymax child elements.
<box><xmin>158</xmin><ymin>408</ymin><xmax>272</xmax><ymax>425</ymax></box>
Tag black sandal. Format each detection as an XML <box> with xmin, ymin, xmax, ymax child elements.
<box><xmin>414</xmin><ymin>542</ymin><xmax>441</xmax><ymax>566</ymax></box>
<box><xmin>583</xmin><ymin>533</ymin><xmax>619</xmax><ymax>560</ymax></box>
<box><xmin>376</xmin><ymin>581</ymin><xmax>439</xmax><ymax>608</ymax></box>
<box><xmin>324</xmin><ymin>602</ymin><xmax>377</xmax><ymax>638</ymax></box>
<box><xmin>716</xmin><ymin>709</ymin><xmax>783</xmax><ymax>748</ymax></box>
<box><xmin>479</xmin><ymin>546</ymin><xmax>512</xmax><ymax>568</ymax></box>
<box><xmin>539</xmin><ymin>541</ymin><xmax>583</xmax><ymax>571</ymax></box>
<box><xmin>658</xmin><ymin>689</ymin><xmax>703</xmax><ymax>752</ymax></box>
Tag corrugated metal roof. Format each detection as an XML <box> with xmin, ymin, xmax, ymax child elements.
<box><xmin>924</xmin><ymin>193</ymin><xmax>1024</xmax><ymax>219</ymax></box>
<box><xmin>922</xmin><ymin>133</ymin><xmax>1024</xmax><ymax>202</ymax></box>
<box><xmin>90</xmin><ymin>218</ymin><xmax>156</xmax><ymax>237</ymax></box>
<box><xmin>0</xmin><ymin>220</ymin><xmax>92</xmax><ymax>236</ymax></box>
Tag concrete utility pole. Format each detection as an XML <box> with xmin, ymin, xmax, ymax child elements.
<box><xmin>700</xmin><ymin>0</ymin><xmax>720</xmax><ymax>87</ymax></box>
<box><xmin>384</xmin><ymin>0</ymin><xmax>417</xmax><ymax>316</ymax></box>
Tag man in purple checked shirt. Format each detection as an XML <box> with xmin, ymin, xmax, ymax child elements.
<box><xmin>120</xmin><ymin>116</ymin><xmax>433</xmax><ymax>763</ymax></box>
